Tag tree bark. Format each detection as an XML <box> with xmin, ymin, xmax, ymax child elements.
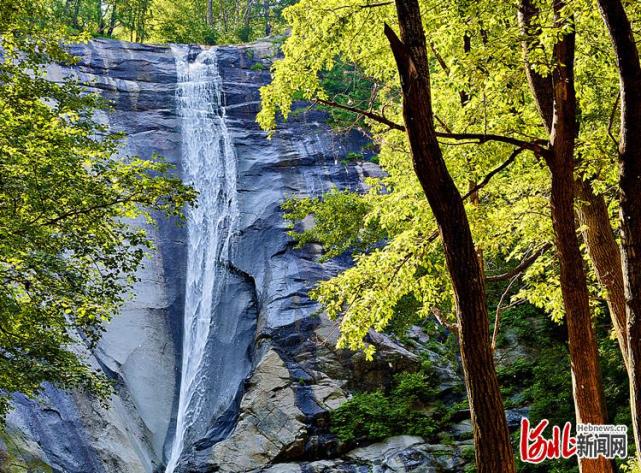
<box><xmin>596</xmin><ymin>0</ymin><xmax>641</xmax><ymax>461</ymax></box>
<box><xmin>547</xmin><ymin>4</ymin><xmax>612</xmax><ymax>472</ymax></box>
<box><xmin>520</xmin><ymin>2</ymin><xmax>612</xmax><ymax>471</ymax></box>
<box><xmin>385</xmin><ymin>2</ymin><xmax>515</xmax><ymax>471</ymax></box>
<box><xmin>574</xmin><ymin>180</ymin><xmax>628</xmax><ymax>370</ymax></box>
<box><xmin>220</xmin><ymin>0</ymin><xmax>228</xmax><ymax>30</ymax></box>
<box><xmin>263</xmin><ymin>0</ymin><xmax>270</xmax><ymax>36</ymax></box>
<box><xmin>207</xmin><ymin>0</ymin><xmax>214</xmax><ymax>27</ymax></box>
<box><xmin>72</xmin><ymin>0</ymin><xmax>81</xmax><ymax>29</ymax></box>
<box><xmin>107</xmin><ymin>2</ymin><xmax>117</xmax><ymax>37</ymax></box>
<box><xmin>97</xmin><ymin>0</ymin><xmax>106</xmax><ymax>35</ymax></box>
<box><xmin>519</xmin><ymin>0</ymin><xmax>628</xmax><ymax>369</ymax></box>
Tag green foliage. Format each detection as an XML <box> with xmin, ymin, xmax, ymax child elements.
<box><xmin>621</xmin><ymin>459</ymin><xmax>641</xmax><ymax>473</ymax></box>
<box><xmin>462</xmin><ymin>445</ymin><xmax>477</xmax><ymax>473</ymax></box>
<box><xmin>318</xmin><ymin>60</ymin><xmax>378</xmax><ymax>130</ymax></box>
<box><xmin>282</xmin><ymin>188</ymin><xmax>382</xmax><ymax>262</ymax></box>
<box><xmin>331</xmin><ymin>373</ymin><xmax>438</xmax><ymax>443</ymax></box>
<box><xmin>49</xmin><ymin>0</ymin><xmax>299</xmax><ymax>45</ymax></box>
<box><xmin>331</xmin><ymin>391</ymin><xmax>397</xmax><ymax>443</ymax></box>
<box><xmin>384</xmin><ymin>294</ymin><xmax>424</xmax><ymax>339</ymax></box>
<box><xmin>492</xmin><ymin>298</ymin><xmax>632</xmax><ymax>472</ymax></box>
<box><xmin>257</xmin><ymin>0</ymin><xmax>632</xmax><ymax>363</ymax></box>
<box><xmin>0</xmin><ymin>430</ymin><xmax>53</xmax><ymax>472</ymax></box>
<box><xmin>0</xmin><ymin>0</ymin><xmax>195</xmax><ymax>417</ymax></box>
<box><xmin>330</xmin><ymin>356</ymin><xmax>443</xmax><ymax>444</ymax></box>
<box><xmin>150</xmin><ymin>0</ymin><xmax>217</xmax><ymax>44</ymax></box>
<box><xmin>341</xmin><ymin>151</ymin><xmax>364</xmax><ymax>165</ymax></box>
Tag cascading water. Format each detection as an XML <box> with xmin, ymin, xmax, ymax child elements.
<box><xmin>165</xmin><ymin>45</ymin><xmax>248</xmax><ymax>473</ymax></box>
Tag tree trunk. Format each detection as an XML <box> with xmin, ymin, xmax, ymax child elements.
<box><xmin>220</xmin><ymin>0</ymin><xmax>227</xmax><ymax>31</ymax></box>
<box><xmin>385</xmin><ymin>2</ymin><xmax>515</xmax><ymax>471</ymax></box>
<box><xmin>519</xmin><ymin>0</ymin><xmax>628</xmax><ymax>369</ymax></box>
<box><xmin>596</xmin><ymin>0</ymin><xmax>641</xmax><ymax>462</ymax></box>
<box><xmin>520</xmin><ymin>2</ymin><xmax>612</xmax><ymax>471</ymax></box>
<box><xmin>107</xmin><ymin>2</ymin><xmax>117</xmax><ymax>36</ymax></box>
<box><xmin>97</xmin><ymin>0</ymin><xmax>106</xmax><ymax>35</ymax></box>
<box><xmin>547</xmin><ymin>4</ymin><xmax>612</xmax><ymax>472</ymax></box>
<box><xmin>263</xmin><ymin>0</ymin><xmax>270</xmax><ymax>36</ymax></box>
<box><xmin>244</xmin><ymin>0</ymin><xmax>255</xmax><ymax>24</ymax></box>
<box><xmin>207</xmin><ymin>0</ymin><xmax>214</xmax><ymax>27</ymax></box>
<box><xmin>72</xmin><ymin>0</ymin><xmax>81</xmax><ymax>29</ymax></box>
<box><xmin>575</xmin><ymin>180</ymin><xmax>628</xmax><ymax>369</ymax></box>
<box><xmin>64</xmin><ymin>0</ymin><xmax>72</xmax><ymax>16</ymax></box>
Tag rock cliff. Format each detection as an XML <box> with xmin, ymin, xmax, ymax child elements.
<box><xmin>1</xmin><ymin>39</ymin><xmax>470</xmax><ymax>473</ymax></box>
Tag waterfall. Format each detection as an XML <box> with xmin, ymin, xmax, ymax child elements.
<box><xmin>165</xmin><ymin>45</ymin><xmax>240</xmax><ymax>473</ymax></box>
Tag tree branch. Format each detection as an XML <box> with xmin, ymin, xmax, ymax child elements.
<box><xmin>492</xmin><ymin>275</ymin><xmax>520</xmax><ymax>350</ymax></box>
<box><xmin>462</xmin><ymin>147</ymin><xmax>527</xmax><ymax>200</ymax></box>
<box><xmin>486</xmin><ymin>243</ymin><xmax>552</xmax><ymax>282</ymax></box>
<box><xmin>436</xmin><ymin>132</ymin><xmax>548</xmax><ymax>156</ymax></box>
<box><xmin>313</xmin><ymin>98</ymin><xmax>548</xmax><ymax>155</ymax></box>
<box><xmin>313</xmin><ymin>98</ymin><xmax>404</xmax><ymax>131</ymax></box>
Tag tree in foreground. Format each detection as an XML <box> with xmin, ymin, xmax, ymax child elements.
<box><xmin>0</xmin><ymin>0</ymin><xmax>195</xmax><ymax>416</ymax></box>
<box><xmin>595</xmin><ymin>0</ymin><xmax>641</xmax><ymax>463</ymax></box>
<box><xmin>380</xmin><ymin>1</ymin><xmax>515</xmax><ymax>470</ymax></box>
<box><xmin>518</xmin><ymin>2</ymin><xmax>612</xmax><ymax>471</ymax></box>
<box><xmin>259</xmin><ymin>0</ymin><xmax>636</xmax><ymax>470</ymax></box>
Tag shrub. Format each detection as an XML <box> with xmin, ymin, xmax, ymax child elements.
<box><xmin>330</xmin><ymin>358</ymin><xmax>440</xmax><ymax>444</ymax></box>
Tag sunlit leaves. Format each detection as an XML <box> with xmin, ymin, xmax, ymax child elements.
<box><xmin>261</xmin><ymin>0</ymin><xmax>626</xmax><ymax>354</ymax></box>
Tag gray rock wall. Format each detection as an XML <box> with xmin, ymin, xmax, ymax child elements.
<box><xmin>3</xmin><ymin>38</ymin><xmax>383</xmax><ymax>473</ymax></box>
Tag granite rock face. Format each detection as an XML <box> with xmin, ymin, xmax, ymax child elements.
<box><xmin>2</xmin><ymin>39</ymin><xmax>467</xmax><ymax>473</ymax></box>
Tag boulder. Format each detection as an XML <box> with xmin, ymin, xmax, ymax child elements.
<box><xmin>208</xmin><ymin>350</ymin><xmax>307</xmax><ymax>472</ymax></box>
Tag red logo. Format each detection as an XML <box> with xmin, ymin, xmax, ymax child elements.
<box><xmin>520</xmin><ymin>418</ymin><xmax>577</xmax><ymax>463</ymax></box>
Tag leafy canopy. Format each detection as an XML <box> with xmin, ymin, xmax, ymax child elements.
<box><xmin>49</xmin><ymin>0</ymin><xmax>298</xmax><ymax>44</ymax></box>
<box><xmin>259</xmin><ymin>0</ymin><xmax>635</xmax><ymax>356</ymax></box>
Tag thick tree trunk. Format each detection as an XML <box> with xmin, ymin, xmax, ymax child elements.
<box><xmin>520</xmin><ymin>2</ymin><xmax>612</xmax><ymax>471</ymax></box>
<box><xmin>519</xmin><ymin>0</ymin><xmax>628</xmax><ymax>368</ymax></box>
<box><xmin>575</xmin><ymin>180</ymin><xmax>628</xmax><ymax>369</ymax></box>
<box><xmin>385</xmin><ymin>2</ymin><xmax>515</xmax><ymax>471</ymax></box>
<box><xmin>547</xmin><ymin>5</ymin><xmax>612</xmax><ymax>472</ymax></box>
<box><xmin>596</xmin><ymin>0</ymin><xmax>641</xmax><ymax>461</ymax></box>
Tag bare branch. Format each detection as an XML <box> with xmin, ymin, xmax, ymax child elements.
<box><xmin>492</xmin><ymin>275</ymin><xmax>519</xmax><ymax>350</ymax></box>
<box><xmin>485</xmin><ymin>243</ymin><xmax>552</xmax><ymax>282</ymax></box>
<box><xmin>314</xmin><ymin>98</ymin><xmax>548</xmax><ymax>155</ymax></box>
<box><xmin>608</xmin><ymin>91</ymin><xmax>620</xmax><ymax>149</ymax></box>
<box><xmin>313</xmin><ymin>98</ymin><xmax>404</xmax><ymax>130</ymax></box>
<box><xmin>436</xmin><ymin>131</ymin><xmax>548</xmax><ymax>156</ymax></box>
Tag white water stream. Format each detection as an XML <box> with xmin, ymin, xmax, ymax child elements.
<box><xmin>165</xmin><ymin>45</ymin><xmax>239</xmax><ymax>473</ymax></box>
